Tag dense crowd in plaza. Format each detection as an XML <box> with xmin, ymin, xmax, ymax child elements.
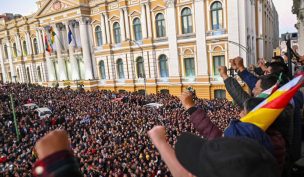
<box><xmin>0</xmin><ymin>84</ymin><xmax>240</xmax><ymax>177</ymax></box>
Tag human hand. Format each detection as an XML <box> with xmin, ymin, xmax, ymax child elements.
<box><xmin>229</xmin><ymin>59</ymin><xmax>237</xmax><ymax>70</ymax></box>
<box><xmin>35</xmin><ymin>130</ymin><xmax>71</xmax><ymax>160</ymax></box>
<box><xmin>234</xmin><ymin>57</ymin><xmax>245</xmax><ymax>72</ymax></box>
<box><xmin>218</xmin><ymin>66</ymin><xmax>228</xmax><ymax>80</ymax></box>
<box><xmin>179</xmin><ymin>91</ymin><xmax>195</xmax><ymax>110</ymax></box>
<box><xmin>148</xmin><ymin>126</ymin><xmax>167</xmax><ymax>147</ymax></box>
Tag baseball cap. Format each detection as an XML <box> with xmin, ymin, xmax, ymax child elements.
<box><xmin>175</xmin><ymin>133</ymin><xmax>279</xmax><ymax>177</ymax></box>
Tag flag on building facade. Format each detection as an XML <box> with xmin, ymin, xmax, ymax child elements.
<box><xmin>44</xmin><ymin>35</ymin><xmax>52</xmax><ymax>53</ymax></box>
<box><xmin>49</xmin><ymin>26</ymin><xmax>56</xmax><ymax>44</ymax></box>
<box><xmin>68</xmin><ymin>26</ymin><xmax>73</xmax><ymax>44</ymax></box>
<box><xmin>241</xmin><ymin>74</ymin><xmax>304</xmax><ymax>131</ymax></box>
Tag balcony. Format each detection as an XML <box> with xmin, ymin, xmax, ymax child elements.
<box><xmin>153</xmin><ymin>37</ymin><xmax>168</xmax><ymax>43</ymax></box>
<box><xmin>206</xmin><ymin>29</ymin><xmax>227</xmax><ymax>36</ymax></box>
<box><xmin>177</xmin><ymin>33</ymin><xmax>196</xmax><ymax>40</ymax></box>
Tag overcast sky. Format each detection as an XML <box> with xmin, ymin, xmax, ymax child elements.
<box><xmin>0</xmin><ymin>0</ymin><xmax>298</xmax><ymax>35</ymax></box>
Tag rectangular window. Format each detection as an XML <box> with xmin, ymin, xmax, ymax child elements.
<box><xmin>213</xmin><ymin>55</ymin><xmax>225</xmax><ymax>76</ymax></box>
<box><xmin>184</xmin><ymin>58</ymin><xmax>195</xmax><ymax>77</ymax></box>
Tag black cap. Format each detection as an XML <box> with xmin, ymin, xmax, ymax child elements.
<box><xmin>175</xmin><ymin>133</ymin><xmax>279</xmax><ymax>177</ymax></box>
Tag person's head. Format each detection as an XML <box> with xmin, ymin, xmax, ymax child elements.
<box><xmin>265</xmin><ymin>62</ymin><xmax>289</xmax><ymax>77</ymax></box>
<box><xmin>271</xmin><ymin>56</ymin><xmax>285</xmax><ymax>64</ymax></box>
<box><xmin>252</xmin><ymin>74</ymin><xmax>278</xmax><ymax>97</ymax></box>
<box><xmin>240</xmin><ymin>97</ymin><xmax>265</xmax><ymax>117</ymax></box>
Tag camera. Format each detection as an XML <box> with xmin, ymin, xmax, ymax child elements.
<box><xmin>187</xmin><ymin>87</ymin><xmax>196</xmax><ymax>96</ymax></box>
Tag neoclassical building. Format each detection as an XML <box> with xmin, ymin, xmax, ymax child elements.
<box><xmin>0</xmin><ymin>0</ymin><xmax>279</xmax><ymax>99</ymax></box>
<box><xmin>293</xmin><ymin>0</ymin><xmax>304</xmax><ymax>55</ymax></box>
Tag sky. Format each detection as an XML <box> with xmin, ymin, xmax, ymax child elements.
<box><xmin>0</xmin><ymin>0</ymin><xmax>298</xmax><ymax>35</ymax></box>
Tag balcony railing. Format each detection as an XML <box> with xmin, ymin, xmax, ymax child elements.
<box><xmin>206</xmin><ymin>29</ymin><xmax>227</xmax><ymax>36</ymax></box>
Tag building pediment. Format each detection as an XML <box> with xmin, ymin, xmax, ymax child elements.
<box><xmin>129</xmin><ymin>10</ymin><xmax>141</xmax><ymax>17</ymax></box>
<box><xmin>151</xmin><ymin>5</ymin><xmax>166</xmax><ymax>12</ymax></box>
<box><xmin>34</xmin><ymin>0</ymin><xmax>80</xmax><ymax>18</ymax></box>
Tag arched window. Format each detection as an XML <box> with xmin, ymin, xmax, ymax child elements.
<box><xmin>23</xmin><ymin>41</ymin><xmax>28</xmax><ymax>56</ymax></box>
<box><xmin>117</xmin><ymin>59</ymin><xmax>125</xmax><ymax>79</ymax></box>
<box><xmin>136</xmin><ymin>57</ymin><xmax>145</xmax><ymax>78</ymax></box>
<box><xmin>13</xmin><ymin>43</ymin><xmax>17</xmax><ymax>57</ymax></box>
<box><xmin>133</xmin><ymin>18</ymin><xmax>142</xmax><ymax>41</ymax></box>
<box><xmin>33</xmin><ymin>39</ymin><xmax>39</xmax><ymax>55</ymax></box>
<box><xmin>155</xmin><ymin>13</ymin><xmax>166</xmax><ymax>37</ymax></box>
<box><xmin>184</xmin><ymin>58</ymin><xmax>195</xmax><ymax>77</ymax></box>
<box><xmin>3</xmin><ymin>44</ymin><xmax>8</xmax><ymax>58</ymax></box>
<box><xmin>159</xmin><ymin>55</ymin><xmax>169</xmax><ymax>78</ymax></box>
<box><xmin>37</xmin><ymin>66</ymin><xmax>42</xmax><ymax>82</ymax></box>
<box><xmin>99</xmin><ymin>60</ymin><xmax>106</xmax><ymax>79</ymax></box>
<box><xmin>113</xmin><ymin>22</ymin><xmax>121</xmax><ymax>44</ymax></box>
<box><xmin>214</xmin><ymin>89</ymin><xmax>226</xmax><ymax>99</ymax></box>
<box><xmin>160</xmin><ymin>89</ymin><xmax>169</xmax><ymax>94</ymax></box>
<box><xmin>181</xmin><ymin>8</ymin><xmax>193</xmax><ymax>34</ymax></box>
<box><xmin>95</xmin><ymin>26</ymin><xmax>103</xmax><ymax>46</ymax></box>
<box><xmin>211</xmin><ymin>1</ymin><xmax>223</xmax><ymax>30</ymax></box>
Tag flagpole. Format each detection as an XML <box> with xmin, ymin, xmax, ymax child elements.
<box><xmin>10</xmin><ymin>94</ymin><xmax>20</xmax><ymax>141</ymax></box>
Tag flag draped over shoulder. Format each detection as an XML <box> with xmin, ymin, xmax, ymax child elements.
<box><xmin>241</xmin><ymin>74</ymin><xmax>304</xmax><ymax>131</ymax></box>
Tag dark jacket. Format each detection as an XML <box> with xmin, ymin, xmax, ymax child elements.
<box><xmin>290</xmin><ymin>91</ymin><xmax>304</xmax><ymax>161</ymax></box>
<box><xmin>32</xmin><ymin>150</ymin><xmax>82</xmax><ymax>177</ymax></box>
<box><xmin>224</xmin><ymin>77</ymin><xmax>250</xmax><ymax>109</ymax></box>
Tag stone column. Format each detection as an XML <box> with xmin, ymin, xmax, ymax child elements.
<box><xmin>141</xmin><ymin>4</ymin><xmax>148</xmax><ymax>39</ymax></box>
<box><xmin>78</xmin><ymin>17</ymin><xmax>94</xmax><ymax>80</ymax></box>
<box><xmin>166</xmin><ymin>0</ymin><xmax>180</xmax><ymax>78</ymax></box>
<box><xmin>0</xmin><ymin>43</ymin><xmax>7</xmax><ymax>83</ymax></box>
<box><xmin>195</xmin><ymin>0</ymin><xmax>208</xmax><ymax>76</ymax></box>
<box><xmin>15</xmin><ymin>35</ymin><xmax>22</xmax><ymax>56</ymax></box>
<box><xmin>101</xmin><ymin>14</ymin><xmax>108</xmax><ymax>44</ymax></box>
<box><xmin>53</xmin><ymin>24</ymin><xmax>68</xmax><ymax>81</ymax></box>
<box><xmin>120</xmin><ymin>9</ymin><xmax>126</xmax><ymax>41</ymax></box>
<box><xmin>257</xmin><ymin>0</ymin><xmax>264</xmax><ymax>59</ymax></box>
<box><xmin>35</xmin><ymin>30</ymin><xmax>41</xmax><ymax>53</ymax></box>
<box><xmin>145</xmin><ymin>2</ymin><xmax>152</xmax><ymax>38</ymax></box>
<box><xmin>65</xmin><ymin>21</ymin><xmax>80</xmax><ymax>80</ymax></box>
<box><xmin>46</xmin><ymin>52</ymin><xmax>56</xmax><ymax>81</ymax></box>
<box><xmin>104</xmin><ymin>13</ymin><xmax>111</xmax><ymax>44</ymax></box>
<box><xmin>123</xmin><ymin>8</ymin><xmax>130</xmax><ymax>40</ymax></box>
<box><xmin>6</xmin><ymin>41</ymin><xmax>16</xmax><ymax>82</ymax></box>
<box><xmin>26</xmin><ymin>32</ymin><xmax>33</xmax><ymax>55</ymax></box>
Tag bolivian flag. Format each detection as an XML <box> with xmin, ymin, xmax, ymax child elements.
<box><xmin>241</xmin><ymin>74</ymin><xmax>304</xmax><ymax>131</ymax></box>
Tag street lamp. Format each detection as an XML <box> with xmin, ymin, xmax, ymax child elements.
<box><xmin>126</xmin><ymin>38</ymin><xmax>146</xmax><ymax>96</ymax></box>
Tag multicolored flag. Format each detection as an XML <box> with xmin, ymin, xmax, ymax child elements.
<box><xmin>49</xmin><ymin>26</ymin><xmax>56</xmax><ymax>44</ymax></box>
<box><xmin>241</xmin><ymin>74</ymin><xmax>304</xmax><ymax>131</ymax></box>
<box><xmin>44</xmin><ymin>35</ymin><xmax>52</xmax><ymax>53</ymax></box>
<box><xmin>257</xmin><ymin>73</ymin><xmax>283</xmax><ymax>98</ymax></box>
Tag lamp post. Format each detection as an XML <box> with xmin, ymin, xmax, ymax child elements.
<box><xmin>126</xmin><ymin>38</ymin><xmax>146</xmax><ymax>96</ymax></box>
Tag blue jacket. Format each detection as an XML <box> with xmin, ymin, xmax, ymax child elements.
<box><xmin>238</xmin><ymin>69</ymin><xmax>258</xmax><ymax>90</ymax></box>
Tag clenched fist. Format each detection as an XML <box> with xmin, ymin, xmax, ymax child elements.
<box><xmin>218</xmin><ymin>66</ymin><xmax>228</xmax><ymax>80</ymax></box>
<box><xmin>148</xmin><ymin>126</ymin><xmax>167</xmax><ymax>147</ymax></box>
<box><xmin>35</xmin><ymin>130</ymin><xmax>71</xmax><ymax>160</ymax></box>
<box><xmin>179</xmin><ymin>91</ymin><xmax>195</xmax><ymax>110</ymax></box>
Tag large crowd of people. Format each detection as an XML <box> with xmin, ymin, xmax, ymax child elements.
<box><xmin>0</xmin><ymin>84</ymin><xmax>240</xmax><ymax>177</ymax></box>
